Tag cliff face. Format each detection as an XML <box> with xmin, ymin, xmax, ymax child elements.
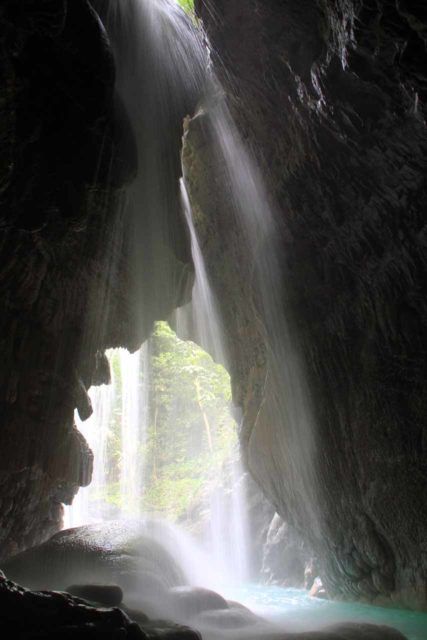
<box><xmin>192</xmin><ymin>0</ymin><xmax>427</xmax><ymax>609</ymax></box>
<box><xmin>0</xmin><ymin>0</ymin><xmax>193</xmax><ymax>559</ymax></box>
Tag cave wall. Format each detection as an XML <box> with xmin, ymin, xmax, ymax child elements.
<box><xmin>0</xmin><ymin>0</ymin><xmax>193</xmax><ymax>559</ymax></box>
<box><xmin>193</xmin><ymin>0</ymin><xmax>427</xmax><ymax>609</ymax></box>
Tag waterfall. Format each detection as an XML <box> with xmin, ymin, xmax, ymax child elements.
<box><xmin>179</xmin><ymin>179</ymin><xmax>250</xmax><ymax>583</ymax></box>
<box><xmin>203</xmin><ymin>96</ymin><xmax>320</xmax><ymax>532</ymax></box>
<box><xmin>65</xmin><ymin>346</ymin><xmax>149</xmax><ymax>524</ymax></box>
<box><xmin>67</xmin><ymin>0</ymin><xmax>311</xmax><ymax>589</ymax></box>
<box><xmin>118</xmin><ymin>345</ymin><xmax>149</xmax><ymax>517</ymax></box>
<box><xmin>64</xmin><ymin>382</ymin><xmax>115</xmax><ymax>528</ymax></box>
<box><xmin>178</xmin><ymin>180</ymin><xmax>227</xmax><ymax>367</ymax></box>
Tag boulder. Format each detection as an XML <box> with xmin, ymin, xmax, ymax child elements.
<box><xmin>168</xmin><ymin>586</ymin><xmax>229</xmax><ymax>620</ymax></box>
<box><xmin>0</xmin><ymin>574</ymin><xmax>144</xmax><ymax>640</ymax></box>
<box><xmin>1</xmin><ymin>523</ymin><xmax>185</xmax><ymax>595</ymax></box>
<box><xmin>67</xmin><ymin>584</ymin><xmax>123</xmax><ymax>607</ymax></box>
<box><xmin>192</xmin><ymin>606</ymin><xmax>260</xmax><ymax>629</ymax></box>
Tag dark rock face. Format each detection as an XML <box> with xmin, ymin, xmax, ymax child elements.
<box><xmin>0</xmin><ymin>579</ymin><xmax>142</xmax><ymax>639</ymax></box>
<box><xmin>262</xmin><ymin>514</ymin><xmax>315</xmax><ymax>589</ymax></box>
<box><xmin>66</xmin><ymin>584</ymin><xmax>124</xmax><ymax>607</ymax></box>
<box><xmin>194</xmin><ymin>0</ymin><xmax>427</xmax><ymax>609</ymax></box>
<box><xmin>168</xmin><ymin>586</ymin><xmax>229</xmax><ymax>620</ymax></box>
<box><xmin>0</xmin><ymin>573</ymin><xmax>202</xmax><ymax>640</ymax></box>
<box><xmin>1</xmin><ymin>522</ymin><xmax>185</xmax><ymax>592</ymax></box>
<box><xmin>0</xmin><ymin>0</ymin><xmax>193</xmax><ymax>558</ymax></box>
<box><xmin>0</xmin><ymin>0</ymin><xmax>121</xmax><ymax>560</ymax></box>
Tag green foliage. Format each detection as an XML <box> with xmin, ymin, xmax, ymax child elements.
<box><xmin>142</xmin><ymin>322</ymin><xmax>237</xmax><ymax>519</ymax></box>
<box><xmin>94</xmin><ymin>323</ymin><xmax>238</xmax><ymax>522</ymax></box>
<box><xmin>177</xmin><ymin>0</ymin><xmax>194</xmax><ymax>15</ymax></box>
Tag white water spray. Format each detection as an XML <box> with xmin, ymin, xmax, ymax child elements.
<box><xmin>202</xmin><ymin>95</ymin><xmax>320</xmax><ymax>534</ymax></box>
<box><xmin>64</xmin><ymin>382</ymin><xmax>115</xmax><ymax>528</ymax></box>
<box><xmin>68</xmin><ymin>0</ymin><xmax>312</xmax><ymax>587</ymax></box>
<box><xmin>119</xmin><ymin>346</ymin><xmax>143</xmax><ymax>517</ymax></box>
<box><xmin>178</xmin><ymin>179</ymin><xmax>227</xmax><ymax>367</ymax></box>
<box><xmin>179</xmin><ymin>178</ymin><xmax>251</xmax><ymax>582</ymax></box>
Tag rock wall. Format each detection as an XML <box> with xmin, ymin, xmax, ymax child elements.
<box><xmin>261</xmin><ymin>514</ymin><xmax>315</xmax><ymax>589</ymax></box>
<box><xmin>0</xmin><ymin>0</ymin><xmax>193</xmax><ymax>559</ymax></box>
<box><xmin>192</xmin><ymin>0</ymin><xmax>427</xmax><ymax>609</ymax></box>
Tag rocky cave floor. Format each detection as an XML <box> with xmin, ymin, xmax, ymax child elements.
<box><xmin>0</xmin><ymin>573</ymin><xmax>410</xmax><ymax>640</ymax></box>
<box><xmin>0</xmin><ymin>524</ymin><xmax>409</xmax><ymax>640</ymax></box>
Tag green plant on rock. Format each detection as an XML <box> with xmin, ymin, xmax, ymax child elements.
<box><xmin>177</xmin><ymin>0</ymin><xmax>195</xmax><ymax>15</ymax></box>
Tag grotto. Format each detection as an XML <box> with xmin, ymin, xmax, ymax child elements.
<box><xmin>0</xmin><ymin>1</ymin><xmax>426</xmax><ymax>639</ymax></box>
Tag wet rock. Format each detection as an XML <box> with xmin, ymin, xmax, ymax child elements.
<box><xmin>192</xmin><ymin>606</ymin><xmax>260</xmax><ymax>629</ymax></box>
<box><xmin>2</xmin><ymin>523</ymin><xmax>185</xmax><ymax>594</ymax></box>
<box><xmin>262</xmin><ymin>513</ymin><xmax>314</xmax><ymax>588</ymax></box>
<box><xmin>0</xmin><ymin>573</ymin><xmax>204</xmax><ymax>639</ymax></box>
<box><xmin>168</xmin><ymin>586</ymin><xmax>229</xmax><ymax>620</ymax></box>
<box><xmin>0</xmin><ymin>575</ymin><xmax>145</xmax><ymax>639</ymax></box>
<box><xmin>0</xmin><ymin>0</ymin><xmax>194</xmax><ymax>559</ymax></box>
<box><xmin>142</xmin><ymin>620</ymin><xmax>202</xmax><ymax>640</ymax></box>
<box><xmin>194</xmin><ymin>0</ymin><xmax>427</xmax><ymax>610</ymax></box>
<box><xmin>67</xmin><ymin>584</ymin><xmax>123</xmax><ymax>607</ymax></box>
<box><xmin>121</xmin><ymin>606</ymin><xmax>150</xmax><ymax>626</ymax></box>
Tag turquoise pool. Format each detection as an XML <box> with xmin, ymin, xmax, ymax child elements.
<box><xmin>221</xmin><ymin>584</ymin><xmax>427</xmax><ymax>639</ymax></box>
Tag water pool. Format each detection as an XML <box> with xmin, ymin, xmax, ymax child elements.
<box><xmin>221</xmin><ymin>584</ymin><xmax>427</xmax><ymax>639</ymax></box>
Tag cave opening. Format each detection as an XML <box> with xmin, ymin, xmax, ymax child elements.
<box><xmin>65</xmin><ymin>322</ymin><xmax>251</xmax><ymax>587</ymax></box>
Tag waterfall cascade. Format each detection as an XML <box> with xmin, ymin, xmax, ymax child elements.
<box><xmin>65</xmin><ymin>383</ymin><xmax>115</xmax><ymax>528</ymax></box>
<box><xmin>177</xmin><ymin>180</ymin><xmax>227</xmax><ymax>368</ymax></box>
<box><xmin>65</xmin><ymin>338</ymin><xmax>251</xmax><ymax>585</ymax></box>
<box><xmin>204</xmin><ymin>97</ymin><xmax>320</xmax><ymax>532</ymax></box>
<box><xmin>66</xmin><ymin>0</ymin><xmax>316</xmax><ymax>615</ymax></box>
<box><xmin>68</xmin><ymin>0</ymin><xmax>312</xmax><ymax>586</ymax></box>
<box><xmin>66</xmin><ymin>0</ymin><xmax>251</xmax><ymax>586</ymax></box>
<box><xmin>47</xmin><ymin>2</ymin><xmax>427</xmax><ymax>638</ymax></box>
<box><xmin>65</xmin><ymin>178</ymin><xmax>250</xmax><ymax>578</ymax></box>
<box><xmin>119</xmin><ymin>345</ymin><xmax>148</xmax><ymax>517</ymax></box>
<box><xmin>179</xmin><ymin>178</ymin><xmax>250</xmax><ymax>583</ymax></box>
<box><xmin>64</xmin><ymin>346</ymin><xmax>149</xmax><ymax>526</ymax></box>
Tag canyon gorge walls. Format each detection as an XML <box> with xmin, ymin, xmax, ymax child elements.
<box><xmin>192</xmin><ymin>0</ymin><xmax>427</xmax><ymax>609</ymax></box>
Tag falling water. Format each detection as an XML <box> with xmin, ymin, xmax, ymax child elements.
<box><xmin>201</xmin><ymin>94</ymin><xmax>320</xmax><ymax>534</ymax></box>
<box><xmin>66</xmin><ymin>0</ymin><xmax>256</xmax><ymax>585</ymax></box>
<box><xmin>52</xmin><ymin>4</ymin><xmax>426</xmax><ymax>638</ymax></box>
<box><xmin>67</xmin><ymin>0</ymin><xmax>312</xmax><ymax>580</ymax></box>
<box><xmin>178</xmin><ymin>179</ymin><xmax>227</xmax><ymax>366</ymax></box>
<box><xmin>64</xmin><ymin>382</ymin><xmax>115</xmax><ymax>528</ymax></box>
<box><xmin>179</xmin><ymin>178</ymin><xmax>250</xmax><ymax>583</ymax></box>
<box><xmin>70</xmin><ymin>0</ymin><xmax>303</xmax><ymax>581</ymax></box>
<box><xmin>65</xmin><ymin>345</ymin><xmax>151</xmax><ymax>524</ymax></box>
<box><xmin>119</xmin><ymin>347</ymin><xmax>142</xmax><ymax>517</ymax></box>
<box><xmin>207</xmin><ymin>460</ymin><xmax>250</xmax><ymax>583</ymax></box>
<box><xmin>92</xmin><ymin>0</ymin><xmax>207</xmax><ymax>339</ymax></box>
